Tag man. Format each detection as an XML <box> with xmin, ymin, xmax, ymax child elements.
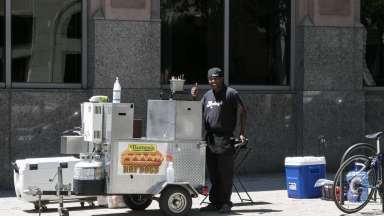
<box><xmin>191</xmin><ymin>67</ymin><xmax>247</xmax><ymax>213</ymax></box>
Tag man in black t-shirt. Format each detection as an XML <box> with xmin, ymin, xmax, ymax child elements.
<box><xmin>191</xmin><ymin>67</ymin><xmax>247</xmax><ymax>213</ymax></box>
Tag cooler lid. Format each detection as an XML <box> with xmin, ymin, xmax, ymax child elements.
<box><xmin>15</xmin><ymin>156</ymin><xmax>79</xmax><ymax>173</ymax></box>
<box><xmin>285</xmin><ymin>156</ymin><xmax>326</xmax><ymax>166</ymax></box>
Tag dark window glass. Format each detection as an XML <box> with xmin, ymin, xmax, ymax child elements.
<box><xmin>11</xmin><ymin>0</ymin><xmax>82</xmax><ymax>83</ymax></box>
<box><xmin>12</xmin><ymin>57</ymin><xmax>30</xmax><ymax>82</ymax></box>
<box><xmin>67</xmin><ymin>12</ymin><xmax>81</xmax><ymax>39</ymax></box>
<box><xmin>229</xmin><ymin>0</ymin><xmax>290</xmax><ymax>85</ymax></box>
<box><xmin>361</xmin><ymin>0</ymin><xmax>384</xmax><ymax>86</ymax></box>
<box><xmin>0</xmin><ymin>0</ymin><xmax>4</xmax><ymax>82</ymax></box>
<box><xmin>161</xmin><ymin>0</ymin><xmax>224</xmax><ymax>84</ymax></box>
<box><xmin>12</xmin><ymin>16</ymin><xmax>33</xmax><ymax>45</ymax></box>
<box><xmin>64</xmin><ymin>53</ymin><xmax>81</xmax><ymax>82</ymax></box>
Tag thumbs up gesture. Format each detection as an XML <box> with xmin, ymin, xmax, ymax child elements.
<box><xmin>191</xmin><ymin>83</ymin><xmax>199</xmax><ymax>99</ymax></box>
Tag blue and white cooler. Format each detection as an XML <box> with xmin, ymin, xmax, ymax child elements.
<box><xmin>285</xmin><ymin>156</ymin><xmax>326</xmax><ymax>198</ymax></box>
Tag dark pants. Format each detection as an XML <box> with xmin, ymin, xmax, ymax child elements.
<box><xmin>206</xmin><ymin>147</ymin><xmax>234</xmax><ymax>207</ymax></box>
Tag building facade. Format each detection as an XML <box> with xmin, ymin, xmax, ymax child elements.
<box><xmin>0</xmin><ymin>0</ymin><xmax>383</xmax><ymax>189</ymax></box>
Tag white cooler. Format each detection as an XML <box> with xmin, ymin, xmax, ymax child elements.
<box><xmin>13</xmin><ymin>156</ymin><xmax>92</xmax><ymax>204</ymax></box>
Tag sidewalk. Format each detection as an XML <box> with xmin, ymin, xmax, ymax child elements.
<box><xmin>0</xmin><ymin>174</ymin><xmax>382</xmax><ymax>216</ymax></box>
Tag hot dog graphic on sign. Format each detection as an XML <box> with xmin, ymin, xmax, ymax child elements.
<box><xmin>118</xmin><ymin>142</ymin><xmax>167</xmax><ymax>175</ymax></box>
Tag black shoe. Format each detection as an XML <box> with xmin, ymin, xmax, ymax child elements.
<box><xmin>200</xmin><ymin>204</ymin><xmax>218</xmax><ymax>212</ymax></box>
<box><xmin>219</xmin><ymin>204</ymin><xmax>231</xmax><ymax>214</ymax></box>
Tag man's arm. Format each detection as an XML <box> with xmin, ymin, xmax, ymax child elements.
<box><xmin>238</xmin><ymin>101</ymin><xmax>247</xmax><ymax>142</ymax></box>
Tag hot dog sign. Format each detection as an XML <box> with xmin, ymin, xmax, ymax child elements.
<box><xmin>118</xmin><ymin>142</ymin><xmax>167</xmax><ymax>175</ymax></box>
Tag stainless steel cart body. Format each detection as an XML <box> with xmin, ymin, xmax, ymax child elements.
<box><xmin>106</xmin><ymin>139</ymin><xmax>206</xmax><ymax>195</ymax></box>
<box><xmin>106</xmin><ymin>100</ymin><xmax>205</xmax><ymax>195</ymax></box>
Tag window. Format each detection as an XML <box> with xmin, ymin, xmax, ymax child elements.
<box><xmin>0</xmin><ymin>0</ymin><xmax>4</xmax><ymax>82</ymax></box>
<box><xmin>11</xmin><ymin>0</ymin><xmax>82</xmax><ymax>84</ymax></box>
<box><xmin>229</xmin><ymin>0</ymin><xmax>290</xmax><ymax>85</ymax></box>
<box><xmin>161</xmin><ymin>0</ymin><xmax>290</xmax><ymax>86</ymax></box>
<box><xmin>67</xmin><ymin>12</ymin><xmax>81</xmax><ymax>39</ymax></box>
<box><xmin>361</xmin><ymin>0</ymin><xmax>384</xmax><ymax>86</ymax></box>
<box><xmin>161</xmin><ymin>0</ymin><xmax>224</xmax><ymax>84</ymax></box>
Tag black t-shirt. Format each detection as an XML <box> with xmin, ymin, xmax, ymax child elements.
<box><xmin>202</xmin><ymin>86</ymin><xmax>243</xmax><ymax>152</ymax></box>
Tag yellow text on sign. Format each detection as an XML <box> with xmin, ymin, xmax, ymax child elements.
<box><xmin>128</xmin><ymin>144</ymin><xmax>157</xmax><ymax>153</ymax></box>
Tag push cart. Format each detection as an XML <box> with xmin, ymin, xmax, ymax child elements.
<box><xmin>14</xmin><ymin>100</ymin><xmax>207</xmax><ymax>216</ymax></box>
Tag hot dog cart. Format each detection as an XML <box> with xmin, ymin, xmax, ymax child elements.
<box><xmin>13</xmin><ymin>99</ymin><xmax>206</xmax><ymax>216</ymax></box>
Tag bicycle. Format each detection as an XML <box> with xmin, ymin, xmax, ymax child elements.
<box><xmin>333</xmin><ymin>131</ymin><xmax>384</xmax><ymax>213</ymax></box>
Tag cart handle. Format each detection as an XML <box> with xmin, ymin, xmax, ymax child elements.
<box><xmin>11</xmin><ymin>162</ymin><xmax>19</xmax><ymax>174</ymax></box>
<box><xmin>230</xmin><ymin>137</ymin><xmax>249</xmax><ymax>149</ymax></box>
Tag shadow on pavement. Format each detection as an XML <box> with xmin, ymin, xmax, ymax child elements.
<box><xmin>24</xmin><ymin>205</ymin><xmax>104</xmax><ymax>213</ymax></box>
<box><xmin>233</xmin><ymin>201</ymin><xmax>271</xmax><ymax>207</ymax></box>
<box><xmin>90</xmin><ymin>208</ymin><xmax>283</xmax><ymax>216</ymax></box>
<box><xmin>89</xmin><ymin>202</ymin><xmax>278</xmax><ymax>216</ymax></box>
<box><xmin>89</xmin><ymin>209</ymin><xmax>161</xmax><ymax>216</ymax></box>
<box><xmin>231</xmin><ymin>209</ymin><xmax>283</xmax><ymax>214</ymax></box>
<box><xmin>358</xmin><ymin>210</ymin><xmax>384</xmax><ymax>216</ymax></box>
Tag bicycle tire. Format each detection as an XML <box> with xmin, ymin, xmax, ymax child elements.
<box><xmin>340</xmin><ymin>143</ymin><xmax>375</xmax><ymax>165</ymax></box>
<box><xmin>333</xmin><ymin>155</ymin><xmax>377</xmax><ymax>214</ymax></box>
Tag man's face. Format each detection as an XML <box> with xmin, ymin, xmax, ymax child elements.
<box><xmin>208</xmin><ymin>76</ymin><xmax>224</xmax><ymax>92</ymax></box>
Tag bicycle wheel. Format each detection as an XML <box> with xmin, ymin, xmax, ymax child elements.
<box><xmin>333</xmin><ymin>155</ymin><xmax>377</xmax><ymax>214</ymax></box>
<box><xmin>340</xmin><ymin>143</ymin><xmax>375</xmax><ymax>165</ymax></box>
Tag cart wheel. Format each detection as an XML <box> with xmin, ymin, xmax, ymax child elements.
<box><xmin>159</xmin><ymin>186</ymin><xmax>192</xmax><ymax>216</ymax></box>
<box><xmin>123</xmin><ymin>194</ymin><xmax>152</xmax><ymax>210</ymax></box>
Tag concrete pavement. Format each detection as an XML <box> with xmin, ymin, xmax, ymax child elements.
<box><xmin>1</xmin><ymin>174</ymin><xmax>383</xmax><ymax>216</ymax></box>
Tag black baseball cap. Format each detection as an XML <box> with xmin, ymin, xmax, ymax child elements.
<box><xmin>207</xmin><ymin>67</ymin><xmax>224</xmax><ymax>78</ymax></box>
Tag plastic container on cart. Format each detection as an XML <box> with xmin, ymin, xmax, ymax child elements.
<box><xmin>285</xmin><ymin>156</ymin><xmax>326</xmax><ymax>198</ymax></box>
<box><xmin>73</xmin><ymin>154</ymin><xmax>105</xmax><ymax>195</ymax></box>
<box><xmin>169</xmin><ymin>79</ymin><xmax>185</xmax><ymax>93</ymax></box>
<box><xmin>113</xmin><ymin>77</ymin><xmax>121</xmax><ymax>103</ymax></box>
<box><xmin>166</xmin><ymin>161</ymin><xmax>175</xmax><ymax>183</ymax></box>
